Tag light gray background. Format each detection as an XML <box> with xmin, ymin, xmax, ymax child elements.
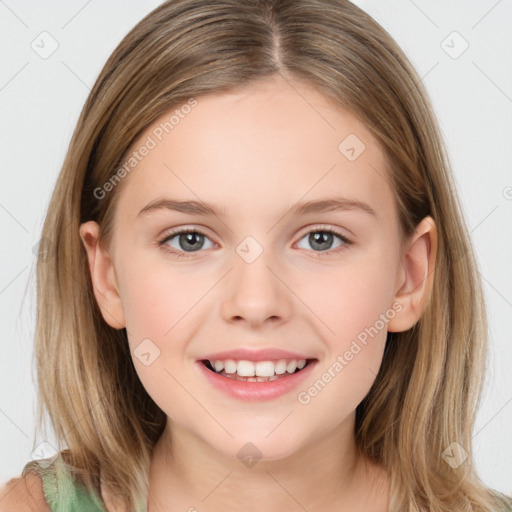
<box><xmin>1</xmin><ymin>0</ymin><xmax>511</xmax><ymax>493</ymax></box>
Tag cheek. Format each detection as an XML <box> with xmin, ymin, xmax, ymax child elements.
<box><xmin>295</xmin><ymin>251</ymin><xmax>396</xmax><ymax>403</ymax></box>
<box><xmin>114</xmin><ymin>247</ymin><xmax>210</xmax><ymax>377</ymax></box>
<box><xmin>302</xmin><ymin>256</ymin><xmax>396</xmax><ymax>347</ymax></box>
<box><xmin>296</xmin><ymin>281</ymin><xmax>390</xmax><ymax>426</ymax></box>
<box><xmin>115</xmin><ymin>253</ymin><xmax>203</xmax><ymax>417</ymax></box>
<box><xmin>117</xmin><ymin>248</ymin><xmax>203</xmax><ymax>342</ymax></box>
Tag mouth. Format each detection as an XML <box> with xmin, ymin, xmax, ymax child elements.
<box><xmin>200</xmin><ymin>358</ymin><xmax>317</xmax><ymax>383</ymax></box>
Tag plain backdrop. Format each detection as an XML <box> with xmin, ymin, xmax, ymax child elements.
<box><xmin>1</xmin><ymin>0</ymin><xmax>511</xmax><ymax>494</ymax></box>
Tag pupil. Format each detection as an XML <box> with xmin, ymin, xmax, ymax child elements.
<box><xmin>310</xmin><ymin>232</ymin><xmax>332</xmax><ymax>251</ymax></box>
<box><xmin>180</xmin><ymin>232</ymin><xmax>203</xmax><ymax>252</ymax></box>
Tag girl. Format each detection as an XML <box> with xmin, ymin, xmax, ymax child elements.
<box><xmin>1</xmin><ymin>0</ymin><xmax>511</xmax><ymax>511</ymax></box>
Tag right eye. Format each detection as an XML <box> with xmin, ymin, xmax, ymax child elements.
<box><xmin>158</xmin><ymin>228</ymin><xmax>215</xmax><ymax>258</ymax></box>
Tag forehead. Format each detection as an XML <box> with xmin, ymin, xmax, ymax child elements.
<box><xmin>114</xmin><ymin>76</ymin><xmax>393</xmax><ymax>223</ymax></box>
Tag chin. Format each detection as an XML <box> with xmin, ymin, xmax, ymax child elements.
<box><xmin>211</xmin><ymin>431</ymin><xmax>305</xmax><ymax>465</ymax></box>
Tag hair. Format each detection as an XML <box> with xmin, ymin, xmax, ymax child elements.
<box><xmin>25</xmin><ymin>0</ymin><xmax>511</xmax><ymax>511</ymax></box>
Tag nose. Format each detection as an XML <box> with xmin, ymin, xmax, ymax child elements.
<box><xmin>220</xmin><ymin>247</ymin><xmax>293</xmax><ymax>329</ymax></box>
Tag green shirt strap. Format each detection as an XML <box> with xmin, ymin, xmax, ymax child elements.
<box><xmin>21</xmin><ymin>456</ymin><xmax>108</xmax><ymax>512</ymax></box>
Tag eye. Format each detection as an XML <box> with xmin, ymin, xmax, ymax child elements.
<box><xmin>157</xmin><ymin>225</ymin><xmax>352</xmax><ymax>259</ymax></box>
<box><xmin>296</xmin><ymin>226</ymin><xmax>352</xmax><ymax>255</ymax></box>
<box><xmin>158</xmin><ymin>228</ymin><xmax>215</xmax><ymax>258</ymax></box>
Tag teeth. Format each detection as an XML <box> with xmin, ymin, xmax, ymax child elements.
<box><xmin>274</xmin><ymin>360</ymin><xmax>287</xmax><ymax>374</ymax></box>
<box><xmin>286</xmin><ymin>359</ymin><xmax>298</xmax><ymax>373</ymax></box>
<box><xmin>214</xmin><ymin>360</ymin><xmax>224</xmax><ymax>372</ymax></box>
<box><xmin>224</xmin><ymin>359</ymin><xmax>237</xmax><ymax>373</ymax></box>
<box><xmin>237</xmin><ymin>360</ymin><xmax>255</xmax><ymax>377</ymax></box>
<box><xmin>255</xmin><ymin>361</ymin><xmax>275</xmax><ymax>377</ymax></box>
<box><xmin>208</xmin><ymin>358</ymin><xmax>308</xmax><ymax>377</ymax></box>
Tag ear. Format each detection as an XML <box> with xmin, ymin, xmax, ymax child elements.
<box><xmin>387</xmin><ymin>216</ymin><xmax>437</xmax><ymax>332</ymax></box>
<box><xmin>79</xmin><ymin>221</ymin><xmax>126</xmax><ymax>329</ymax></box>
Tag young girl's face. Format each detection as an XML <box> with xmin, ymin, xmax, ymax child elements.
<box><xmin>85</xmin><ymin>74</ymin><xmax>423</xmax><ymax>462</ymax></box>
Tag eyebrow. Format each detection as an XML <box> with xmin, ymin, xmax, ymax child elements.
<box><xmin>137</xmin><ymin>196</ymin><xmax>377</xmax><ymax>219</ymax></box>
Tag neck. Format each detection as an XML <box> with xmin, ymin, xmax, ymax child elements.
<box><xmin>147</xmin><ymin>414</ymin><xmax>389</xmax><ymax>512</ymax></box>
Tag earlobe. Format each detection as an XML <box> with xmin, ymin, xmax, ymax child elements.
<box><xmin>387</xmin><ymin>216</ymin><xmax>437</xmax><ymax>333</ymax></box>
<box><xmin>79</xmin><ymin>221</ymin><xmax>126</xmax><ymax>329</ymax></box>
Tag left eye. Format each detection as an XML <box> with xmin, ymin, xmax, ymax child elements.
<box><xmin>296</xmin><ymin>228</ymin><xmax>350</xmax><ymax>253</ymax></box>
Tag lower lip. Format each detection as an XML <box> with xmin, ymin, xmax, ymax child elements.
<box><xmin>196</xmin><ymin>360</ymin><xmax>317</xmax><ymax>402</ymax></box>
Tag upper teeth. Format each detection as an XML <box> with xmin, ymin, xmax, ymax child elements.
<box><xmin>209</xmin><ymin>359</ymin><xmax>307</xmax><ymax>377</ymax></box>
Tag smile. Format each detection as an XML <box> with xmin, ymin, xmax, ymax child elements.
<box><xmin>197</xmin><ymin>358</ymin><xmax>318</xmax><ymax>401</ymax></box>
<box><xmin>202</xmin><ymin>358</ymin><xmax>311</xmax><ymax>382</ymax></box>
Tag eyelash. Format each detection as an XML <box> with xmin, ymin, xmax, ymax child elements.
<box><xmin>157</xmin><ymin>225</ymin><xmax>352</xmax><ymax>259</ymax></box>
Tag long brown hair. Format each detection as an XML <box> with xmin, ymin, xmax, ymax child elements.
<box><xmin>29</xmin><ymin>1</ymin><xmax>511</xmax><ymax>510</ymax></box>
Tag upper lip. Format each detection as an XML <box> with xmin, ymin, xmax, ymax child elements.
<box><xmin>199</xmin><ymin>348</ymin><xmax>315</xmax><ymax>362</ymax></box>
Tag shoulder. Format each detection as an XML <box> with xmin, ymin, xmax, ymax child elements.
<box><xmin>0</xmin><ymin>473</ymin><xmax>50</xmax><ymax>512</ymax></box>
<box><xmin>490</xmin><ymin>489</ymin><xmax>512</xmax><ymax>512</ymax></box>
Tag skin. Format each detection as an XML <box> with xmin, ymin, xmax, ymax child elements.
<box><xmin>80</xmin><ymin>74</ymin><xmax>437</xmax><ymax>512</ymax></box>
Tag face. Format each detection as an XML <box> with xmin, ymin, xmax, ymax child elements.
<box><xmin>84</xmin><ymin>74</ymin><xmax>414</xmax><ymax>463</ymax></box>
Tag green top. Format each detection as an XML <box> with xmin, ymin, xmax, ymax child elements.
<box><xmin>21</xmin><ymin>455</ymin><xmax>512</xmax><ymax>512</ymax></box>
<box><xmin>22</xmin><ymin>456</ymin><xmax>108</xmax><ymax>512</ymax></box>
